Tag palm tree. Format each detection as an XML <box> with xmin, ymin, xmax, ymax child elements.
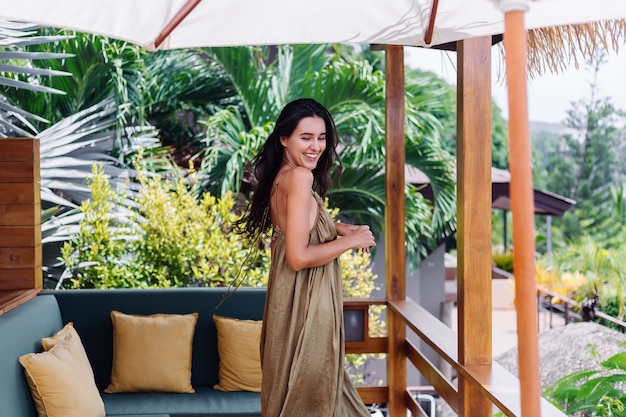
<box><xmin>195</xmin><ymin>44</ymin><xmax>456</xmax><ymax>260</ymax></box>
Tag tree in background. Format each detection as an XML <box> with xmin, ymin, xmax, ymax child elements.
<box><xmin>534</xmin><ymin>52</ymin><xmax>626</xmax><ymax>246</ymax></box>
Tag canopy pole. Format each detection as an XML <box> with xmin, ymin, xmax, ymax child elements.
<box><xmin>154</xmin><ymin>0</ymin><xmax>202</xmax><ymax>48</ymax></box>
<box><xmin>499</xmin><ymin>1</ymin><xmax>542</xmax><ymax>416</ymax></box>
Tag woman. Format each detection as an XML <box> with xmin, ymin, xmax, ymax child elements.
<box><xmin>238</xmin><ymin>98</ymin><xmax>375</xmax><ymax>417</ymax></box>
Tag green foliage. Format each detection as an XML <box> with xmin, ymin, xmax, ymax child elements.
<box><xmin>132</xmin><ymin>171</ymin><xmax>269</xmax><ymax>287</ymax></box>
<box><xmin>544</xmin><ymin>344</ymin><xmax>626</xmax><ymax>416</ymax></box>
<box><xmin>60</xmin><ymin>164</ymin><xmax>139</xmax><ymax>288</ymax></box>
<box><xmin>533</xmin><ymin>53</ymin><xmax>626</xmax><ymax>247</ymax></box>
<box><xmin>60</xmin><ymin>163</ymin><xmax>270</xmax><ymax>288</ymax></box>
<box><xmin>493</xmin><ymin>248</ymin><xmax>514</xmax><ymax>273</ymax></box>
<box><xmin>539</xmin><ymin>237</ymin><xmax>626</xmax><ymax>320</ymax></box>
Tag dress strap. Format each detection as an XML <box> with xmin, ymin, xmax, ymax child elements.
<box><xmin>270</xmin><ymin>170</ymin><xmax>290</xmax><ymax>230</ymax></box>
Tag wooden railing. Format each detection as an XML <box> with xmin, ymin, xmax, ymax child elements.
<box><xmin>538</xmin><ymin>286</ymin><xmax>626</xmax><ymax>332</ymax></box>
<box><xmin>345</xmin><ymin>298</ymin><xmax>567</xmax><ymax>417</ymax></box>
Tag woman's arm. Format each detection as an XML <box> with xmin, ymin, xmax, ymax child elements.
<box><xmin>280</xmin><ymin>168</ymin><xmax>375</xmax><ymax>271</ymax></box>
<box><xmin>335</xmin><ymin>222</ymin><xmax>358</xmax><ymax>236</ymax></box>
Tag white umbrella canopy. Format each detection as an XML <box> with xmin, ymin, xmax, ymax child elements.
<box><xmin>0</xmin><ymin>0</ymin><xmax>625</xmax><ymax>50</ymax></box>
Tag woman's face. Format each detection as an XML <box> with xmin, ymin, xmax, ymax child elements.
<box><xmin>280</xmin><ymin>116</ymin><xmax>327</xmax><ymax>171</ymax></box>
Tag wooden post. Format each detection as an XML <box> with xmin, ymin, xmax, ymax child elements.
<box><xmin>456</xmin><ymin>37</ymin><xmax>493</xmax><ymax>417</ymax></box>
<box><xmin>503</xmin><ymin>9</ymin><xmax>542</xmax><ymax>416</ymax></box>
<box><xmin>385</xmin><ymin>44</ymin><xmax>407</xmax><ymax>417</ymax></box>
<box><xmin>0</xmin><ymin>139</ymin><xmax>42</xmax><ymax>291</ymax></box>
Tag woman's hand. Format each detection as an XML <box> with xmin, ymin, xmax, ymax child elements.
<box><xmin>343</xmin><ymin>224</ymin><xmax>375</xmax><ymax>253</ymax></box>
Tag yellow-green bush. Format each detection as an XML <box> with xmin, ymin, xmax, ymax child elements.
<box><xmin>61</xmin><ymin>164</ymin><xmax>269</xmax><ymax>288</ymax></box>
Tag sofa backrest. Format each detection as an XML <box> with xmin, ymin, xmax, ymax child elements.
<box><xmin>0</xmin><ymin>295</ymin><xmax>64</xmax><ymax>417</ymax></box>
<box><xmin>42</xmin><ymin>287</ymin><xmax>267</xmax><ymax>389</ymax></box>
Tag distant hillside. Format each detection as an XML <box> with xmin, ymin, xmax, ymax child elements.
<box><xmin>530</xmin><ymin>121</ymin><xmax>572</xmax><ymax>135</ymax></box>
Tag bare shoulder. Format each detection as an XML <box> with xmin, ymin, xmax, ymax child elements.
<box><xmin>281</xmin><ymin>167</ymin><xmax>314</xmax><ymax>190</ymax></box>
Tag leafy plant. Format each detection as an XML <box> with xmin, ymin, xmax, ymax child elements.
<box><xmin>60</xmin><ymin>163</ymin><xmax>270</xmax><ymax>289</ymax></box>
<box><xmin>59</xmin><ymin>163</ymin><xmax>139</xmax><ymax>288</ymax></box>
<box><xmin>493</xmin><ymin>248</ymin><xmax>514</xmax><ymax>272</ymax></box>
<box><xmin>543</xmin><ymin>343</ymin><xmax>626</xmax><ymax>416</ymax></box>
<box><xmin>539</xmin><ymin>237</ymin><xmax>626</xmax><ymax>320</ymax></box>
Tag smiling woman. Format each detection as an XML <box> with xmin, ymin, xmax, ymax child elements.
<box><xmin>235</xmin><ymin>98</ymin><xmax>375</xmax><ymax>417</ymax></box>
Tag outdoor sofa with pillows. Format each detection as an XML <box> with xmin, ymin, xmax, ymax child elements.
<box><xmin>0</xmin><ymin>287</ymin><xmax>266</xmax><ymax>417</ymax></box>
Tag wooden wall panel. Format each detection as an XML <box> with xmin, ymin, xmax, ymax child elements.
<box><xmin>0</xmin><ymin>138</ymin><xmax>42</xmax><ymax>293</ymax></box>
<box><xmin>0</xmin><ymin>161</ymin><xmax>37</xmax><ymax>182</ymax></box>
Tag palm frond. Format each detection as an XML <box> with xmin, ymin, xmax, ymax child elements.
<box><xmin>0</xmin><ymin>21</ymin><xmax>73</xmax><ymax>136</ymax></box>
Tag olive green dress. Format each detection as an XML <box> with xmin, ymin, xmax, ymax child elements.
<box><xmin>260</xmin><ymin>192</ymin><xmax>371</xmax><ymax>417</ymax></box>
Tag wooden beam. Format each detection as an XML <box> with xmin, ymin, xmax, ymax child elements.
<box><xmin>356</xmin><ymin>386</ymin><xmax>388</xmax><ymax>405</ymax></box>
<box><xmin>456</xmin><ymin>36</ymin><xmax>493</xmax><ymax>417</ymax></box>
<box><xmin>0</xmin><ymin>289</ymin><xmax>39</xmax><ymax>316</ymax></box>
<box><xmin>385</xmin><ymin>44</ymin><xmax>407</xmax><ymax>417</ymax></box>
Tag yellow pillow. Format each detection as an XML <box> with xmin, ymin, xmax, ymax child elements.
<box><xmin>19</xmin><ymin>327</ymin><xmax>105</xmax><ymax>417</ymax></box>
<box><xmin>105</xmin><ymin>310</ymin><xmax>198</xmax><ymax>393</ymax></box>
<box><xmin>213</xmin><ymin>315</ymin><xmax>262</xmax><ymax>392</ymax></box>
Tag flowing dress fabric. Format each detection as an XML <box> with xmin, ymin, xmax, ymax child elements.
<box><xmin>260</xmin><ymin>193</ymin><xmax>371</xmax><ymax>417</ymax></box>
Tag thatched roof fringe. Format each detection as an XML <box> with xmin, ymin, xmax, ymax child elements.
<box><xmin>517</xmin><ymin>19</ymin><xmax>625</xmax><ymax>77</ymax></box>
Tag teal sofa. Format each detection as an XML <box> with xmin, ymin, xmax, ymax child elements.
<box><xmin>0</xmin><ymin>287</ymin><xmax>266</xmax><ymax>417</ymax></box>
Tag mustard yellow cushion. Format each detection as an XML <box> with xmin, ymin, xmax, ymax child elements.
<box><xmin>19</xmin><ymin>326</ymin><xmax>105</xmax><ymax>417</ymax></box>
<box><xmin>213</xmin><ymin>315</ymin><xmax>262</xmax><ymax>392</ymax></box>
<box><xmin>105</xmin><ymin>310</ymin><xmax>198</xmax><ymax>393</ymax></box>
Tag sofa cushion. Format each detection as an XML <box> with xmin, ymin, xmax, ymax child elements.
<box><xmin>0</xmin><ymin>296</ymin><xmax>63</xmax><ymax>417</ymax></box>
<box><xmin>105</xmin><ymin>311</ymin><xmax>198</xmax><ymax>394</ymax></box>
<box><xmin>213</xmin><ymin>315</ymin><xmax>262</xmax><ymax>392</ymax></box>
<box><xmin>101</xmin><ymin>386</ymin><xmax>261</xmax><ymax>417</ymax></box>
<box><xmin>19</xmin><ymin>328</ymin><xmax>105</xmax><ymax>417</ymax></box>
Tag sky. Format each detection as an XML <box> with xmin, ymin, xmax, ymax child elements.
<box><xmin>405</xmin><ymin>46</ymin><xmax>626</xmax><ymax>125</ymax></box>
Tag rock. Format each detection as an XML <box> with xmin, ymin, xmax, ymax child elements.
<box><xmin>495</xmin><ymin>321</ymin><xmax>626</xmax><ymax>389</ymax></box>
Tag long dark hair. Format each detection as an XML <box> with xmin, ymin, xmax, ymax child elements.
<box><xmin>237</xmin><ymin>98</ymin><xmax>340</xmax><ymax>241</ymax></box>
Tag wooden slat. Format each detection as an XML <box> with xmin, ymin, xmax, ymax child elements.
<box><xmin>0</xmin><ymin>161</ymin><xmax>38</xmax><ymax>182</ymax></box>
<box><xmin>0</xmin><ymin>268</ymin><xmax>42</xmax><ymax>290</ymax></box>
<box><xmin>388</xmin><ymin>298</ymin><xmax>458</xmax><ymax>363</ymax></box>
<box><xmin>343</xmin><ymin>298</ymin><xmax>386</xmax><ymax>308</ymax></box>
<box><xmin>385</xmin><ymin>44</ymin><xmax>407</xmax><ymax>417</ymax></box>
<box><xmin>356</xmin><ymin>386</ymin><xmax>388</xmax><ymax>405</ymax></box>
<box><xmin>0</xmin><ymin>289</ymin><xmax>39</xmax><ymax>316</ymax></box>
<box><xmin>0</xmin><ymin>138</ymin><xmax>39</xmax><ymax>161</ymax></box>
<box><xmin>0</xmin><ymin>246</ymin><xmax>42</xmax><ymax>269</ymax></box>
<box><xmin>0</xmin><ymin>183</ymin><xmax>40</xmax><ymax>204</ymax></box>
<box><xmin>405</xmin><ymin>339</ymin><xmax>458</xmax><ymax>413</ymax></box>
<box><xmin>405</xmin><ymin>390</ymin><xmax>429</xmax><ymax>417</ymax></box>
<box><xmin>0</xmin><ymin>204</ymin><xmax>39</xmax><ymax>226</ymax></box>
<box><xmin>346</xmin><ymin>337</ymin><xmax>387</xmax><ymax>354</ymax></box>
<box><xmin>0</xmin><ymin>226</ymin><xmax>41</xmax><ymax>247</ymax></box>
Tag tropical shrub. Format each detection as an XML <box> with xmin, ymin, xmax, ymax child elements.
<box><xmin>493</xmin><ymin>248</ymin><xmax>514</xmax><ymax>273</ymax></box>
<box><xmin>59</xmin><ymin>163</ymin><xmax>138</xmax><ymax>288</ymax></box>
<box><xmin>60</xmin><ymin>163</ymin><xmax>270</xmax><ymax>288</ymax></box>
<box><xmin>543</xmin><ymin>344</ymin><xmax>626</xmax><ymax>416</ymax></box>
<box><xmin>537</xmin><ymin>238</ymin><xmax>626</xmax><ymax>321</ymax></box>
